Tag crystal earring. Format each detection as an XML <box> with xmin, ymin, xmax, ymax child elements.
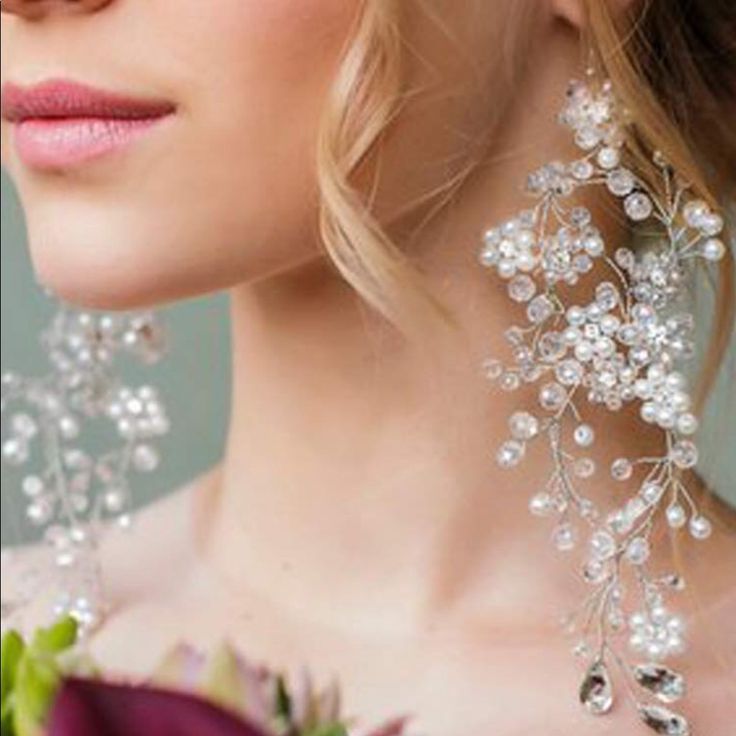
<box><xmin>1</xmin><ymin>299</ymin><xmax>170</xmax><ymax>635</ymax></box>
<box><xmin>478</xmin><ymin>74</ymin><xmax>726</xmax><ymax>735</ymax></box>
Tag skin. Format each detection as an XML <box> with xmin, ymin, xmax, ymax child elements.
<box><xmin>1</xmin><ymin>1</ymin><xmax>735</xmax><ymax>734</ymax></box>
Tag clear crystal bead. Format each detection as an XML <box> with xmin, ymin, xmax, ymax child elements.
<box><xmin>683</xmin><ymin>199</ymin><xmax>709</xmax><ymax>228</ymax></box>
<box><xmin>553</xmin><ymin>522</ymin><xmax>577</xmax><ymax>551</ymax></box>
<box><xmin>579</xmin><ymin>660</ymin><xmax>614</xmax><ymax>715</ymax></box>
<box><xmin>606</xmin><ymin>167</ymin><xmax>636</xmax><ymax>196</ymax></box>
<box><xmin>624</xmin><ymin>192</ymin><xmax>654</xmax><ymax>221</ymax></box>
<box><xmin>509</xmin><ymin>411</ymin><xmax>540</xmax><ymax>440</ymax></box>
<box><xmin>669</xmin><ymin>440</ymin><xmax>698</xmax><ymax>469</ymax></box>
<box><xmin>508</xmin><ymin>274</ymin><xmax>537</xmax><ymax>302</ymax></box>
<box><xmin>634</xmin><ymin>664</ymin><xmax>686</xmax><ymax>704</ymax></box>
<box><xmin>590</xmin><ymin>530</ymin><xmax>616</xmax><ymax>560</ymax></box>
<box><xmin>625</xmin><ymin>537</ymin><xmax>651</xmax><ymax>565</ymax></box>
<box><xmin>539</xmin><ymin>382</ymin><xmax>567</xmax><ymax>411</ymax></box>
<box><xmin>529</xmin><ymin>492</ymin><xmax>553</xmax><ymax>517</ymax></box>
<box><xmin>638</xmin><ymin>705</ymin><xmax>690</xmax><ymax>735</ymax></box>
<box><xmin>611</xmin><ymin>457</ymin><xmax>633</xmax><ymax>481</ymax></box>
<box><xmin>496</xmin><ymin>440</ymin><xmax>525</xmax><ymax>469</ymax></box>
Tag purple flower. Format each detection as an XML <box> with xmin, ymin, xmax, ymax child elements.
<box><xmin>48</xmin><ymin>677</ymin><xmax>269</xmax><ymax>736</ymax></box>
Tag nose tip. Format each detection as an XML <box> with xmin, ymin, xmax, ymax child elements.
<box><xmin>1</xmin><ymin>0</ymin><xmax>114</xmax><ymax>17</ymax></box>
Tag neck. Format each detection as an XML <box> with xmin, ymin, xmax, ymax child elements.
<box><xmin>200</xmin><ymin>55</ymin><xmax>645</xmax><ymax>639</ymax></box>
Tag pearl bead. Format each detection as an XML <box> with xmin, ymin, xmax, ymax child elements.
<box><xmin>666</xmin><ymin>504</ymin><xmax>687</xmax><ymax>529</ymax></box>
<box><xmin>689</xmin><ymin>515</ymin><xmax>712</xmax><ymax>540</ymax></box>
<box><xmin>700</xmin><ymin>237</ymin><xmax>725</xmax><ymax>261</ymax></box>
<box><xmin>573</xmin><ymin>424</ymin><xmax>595</xmax><ymax>447</ymax></box>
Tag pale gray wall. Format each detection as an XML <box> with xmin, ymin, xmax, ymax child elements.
<box><xmin>1</xmin><ymin>170</ymin><xmax>734</xmax><ymax>545</ymax></box>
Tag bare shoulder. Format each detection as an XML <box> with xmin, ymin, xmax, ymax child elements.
<box><xmin>1</xmin><ymin>466</ymin><xmax>219</xmax><ymax>634</ymax></box>
<box><xmin>97</xmin><ymin>466</ymin><xmax>220</xmax><ymax>599</ymax></box>
<box><xmin>1</xmin><ymin>540</ymin><xmax>56</xmax><ymax>633</ymax></box>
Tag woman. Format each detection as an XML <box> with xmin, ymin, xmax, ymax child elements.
<box><xmin>1</xmin><ymin>1</ymin><xmax>734</xmax><ymax>734</ymax></box>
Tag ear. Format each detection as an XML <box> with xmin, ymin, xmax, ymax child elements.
<box><xmin>552</xmin><ymin>0</ymin><xmax>638</xmax><ymax>29</ymax></box>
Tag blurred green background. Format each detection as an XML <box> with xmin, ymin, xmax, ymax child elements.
<box><xmin>1</xmin><ymin>170</ymin><xmax>231</xmax><ymax>545</ymax></box>
<box><xmin>1</xmin><ymin>169</ymin><xmax>734</xmax><ymax>544</ymax></box>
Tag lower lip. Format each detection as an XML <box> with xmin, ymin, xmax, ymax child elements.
<box><xmin>11</xmin><ymin>115</ymin><xmax>172</xmax><ymax>170</ymax></box>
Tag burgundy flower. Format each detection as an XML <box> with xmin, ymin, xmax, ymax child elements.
<box><xmin>48</xmin><ymin>678</ymin><xmax>270</xmax><ymax>736</ymax></box>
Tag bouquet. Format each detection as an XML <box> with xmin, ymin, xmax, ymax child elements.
<box><xmin>1</xmin><ymin>618</ymin><xmax>410</xmax><ymax>736</ymax></box>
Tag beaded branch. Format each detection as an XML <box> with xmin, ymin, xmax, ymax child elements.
<box><xmin>478</xmin><ymin>78</ymin><xmax>726</xmax><ymax>736</ymax></box>
<box><xmin>1</xmin><ymin>307</ymin><xmax>169</xmax><ymax>634</ymax></box>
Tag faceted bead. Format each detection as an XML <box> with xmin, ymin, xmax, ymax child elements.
<box><xmin>553</xmin><ymin>523</ymin><xmax>577</xmax><ymax>551</ymax></box>
<box><xmin>625</xmin><ymin>537</ymin><xmax>651</xmax><ymax>565</ymax></box>
<box><xmin>571</xmin><ymin>159</ymin><xmax>594</xmax><ymax>180</ymax></box>
<box><xmin>579</xmin><ymin>660</ymin><xmax>614</xmax><ymax>715</ymax></box>
<box><xmin>527</xmin><ymin>295</ymin><xmax>555</xmax><ymax>323</ymax></box>
<box><xmin>611</xmin><ymin>458</ymin><xmax>633</xmax><ymax>481</ymax></box>
<box><xmin>482</xmin><ymin>358</ymin><xmax>503</xmax><ymax>380</ymax></box>
<box><xmin>529</xmin><ymin>492</ymin><xmax>553</xmax><ymax>517</ymax></box>
<box><xmin>496</xmin><ymin>440</ymin><xmax>525</xmax><ymax>469</ymax></box>
<box><xmin>556</xmin><ymin>359</ymin><xmax>584</xmax><ymax>386</ymax></box>
<box><xmin>670</xmin><ymin>440</ymin><xmax>698</xmax><ymax>469</ymax></box>
<box><xmin>683</xmin><ymin>199</ymin><xmax>709</xmax><ymax>228</ymax></box>
<box><xmin>640</xmin><ymin>482</ymin><xmax>664</xmax><ymax>505</ymax></box>
<box><xmin>538</xmin><ymin>332</ymin><xmax>566</xmax><ymax>361</ymax></box>
<box><xmin>634</xmin><ymin>664</ymin><xmax>686</xmax><ymax>704</ymax></box>
<box><xmin>539</xmin><ymin>382</ymin><xmax>567</xmax><ymax>411</ymax></box>
<box><xmin>574</xmin><ymin>458</ymin><xmax>596</xmax><ymax>479</ymax></box>
<box><xmin>606</xmin><ymin>168</ymin><xmax>636</xmax><ymax>196</ymax></box>
<box><xmin>624</xmin><ymin>192</ymin><xmax>654</xmax><ymax>221</ymax></box>
<box><xmin>508</xmin><ymin>274</ymin><xmax>537</xmax><ymax>302</ymax></box>
<box><xmin>590</xmin><ymin>530</ymin><xmax>617</xmax><ymax>560</ymax></box>
<box><xmin>638</xmin><ymin>705</ymin><xmax>690</xmax><ymax>735</ymax></box>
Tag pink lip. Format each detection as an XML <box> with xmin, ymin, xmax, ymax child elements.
<box><xmin>1</xmin><ymin>79</ymin><xmax>176</xmax><ymax>170</ymax></box>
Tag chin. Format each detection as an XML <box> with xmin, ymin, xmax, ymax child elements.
<box><xmin>25</xmin><ymin>209</ymin><xmax>192</xmax><ymax>311</ymax></box>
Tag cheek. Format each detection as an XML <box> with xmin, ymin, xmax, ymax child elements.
<box><xmin>22</xmin><ymin>0</ymin><xmax>358</xmax><ymax>310</ymax></box>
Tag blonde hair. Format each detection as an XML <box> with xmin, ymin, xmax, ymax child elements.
<box><xmin>317</xmin><ymin>0</ymin><xmax>735</xmax><ymax>389</ymax></box>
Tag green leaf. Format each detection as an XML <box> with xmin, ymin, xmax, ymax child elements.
<box><xmin>304</xmin><ymin>724</ymin><xmax>349</xmax><ymax>736</ymax></box>
<box><xmin>30</xmin><ymin>617</ymin><xmax>78</xmax><ymax>656</ymax></box>
<box><xmin>274</xmin><ymin>676</ymin><xmax>292</xmax><ymax>720</ymax></box>
<box><xmin>13</xmin><ymin>654</ymin><xmax>60</xmax><ymax>736</ymax></box>
<box><xmin>1</xmin><ymin>631</ymin><xmax>25</xmax><ymax>706</ymax></box>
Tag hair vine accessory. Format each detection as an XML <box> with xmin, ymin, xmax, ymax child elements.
<box><xmin>478</xmin><ymin>76</ymin><xmax>726</xmax><ymax>735</ymax></box>
<box><xmin>1</xmin><ymin>302</ymin><xmax>169</xmax><ymax>636</ymax></box>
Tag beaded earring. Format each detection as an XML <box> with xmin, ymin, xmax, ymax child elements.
<box><xmin>1</xmin><ymin>302</ymin><xmax>169</xmax><ymax>635</ymax></box>
<box><xmin>478</xmin><ymin>75</ymin><xmax>726</xmax><ymax>735</ymax></box>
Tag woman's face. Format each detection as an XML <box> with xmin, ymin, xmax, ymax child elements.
<box><xmin>0</xmin><ymin>0</ymin><xmax>360</xmax><ymax>308</ymax></box>
<box><xmin>0</xmin><ymin>0</ymin><xmax>543</xmax><ymax>310</ymax></box>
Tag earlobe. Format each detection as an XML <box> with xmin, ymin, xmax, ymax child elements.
<box><xmin>552</xmin><ymin>0</ymin><xmax>638</xmax><ymax>29</ymax></box>
<box><xmin>552</xmin><ymin>0</ymin><xmax>587</xmax><ymax>29</ymax></box>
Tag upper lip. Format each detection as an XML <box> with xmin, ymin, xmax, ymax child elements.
<box><xmin>0</xmin><ymin>79</ymin><xmax>176</xmax><ymax>123</ymax></box>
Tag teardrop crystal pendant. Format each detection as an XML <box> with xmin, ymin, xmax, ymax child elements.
<box><xmin>634</xmin><ymin>664</ymin><xmax>686</xmax><ymax>703</ymax></box>
<box><xmin>579</xmin><ymin>660</ymin><xmax>614</xmax><ymax>715</ymax></box>
<box><xmin>639</xmin><ymin>705</ymin><xmax>690</xmax><ymax>735</ymax></box>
